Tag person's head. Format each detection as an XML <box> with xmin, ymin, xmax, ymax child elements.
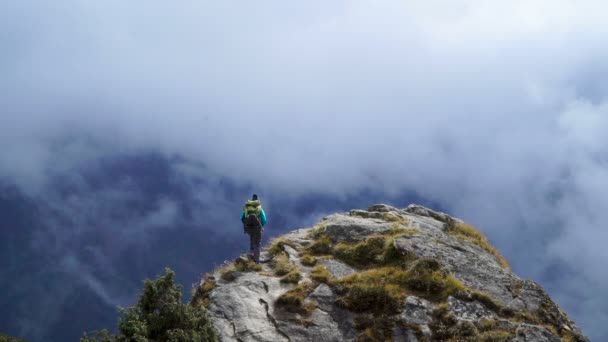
<box><xmin>252</xmin><ymin>194</ymin><xmax>258</xmax><ymax>201</ymax></box>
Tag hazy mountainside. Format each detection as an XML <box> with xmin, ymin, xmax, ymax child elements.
<box><xmin>193</xmin><ymin>204</ymin><xmax>588</xmax><ymax>341</ymax></box>
<box><xmin>0</xmin><ymin>152</ymin><xmax>435</xmax><ymax>342</ymax></box>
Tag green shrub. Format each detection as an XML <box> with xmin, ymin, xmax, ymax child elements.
<box><xmin>0</xmin><ymin>334</ymin><xmax>28</xmax><ymax>342</ymax></box>
<box><xmin>80</xmin><ymin>330</ymin><xmax>112</xmax><ymax>342</ymax></box>
<box><xmin>83</xmin><ymin>268</ymin><xmax>218</xmax><ymax>342</ymax></box>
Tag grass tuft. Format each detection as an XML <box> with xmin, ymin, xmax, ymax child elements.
<box><xmin>334</xmin><ymin>236</ymin><xmax>386</xmax><ymax>267</ymax></box>
<box><xmin>389</xmin><ymin>223</ymin><xmax>418</xmax><ymax>237</ymax></box>
<box><xmin>404</xmin><ymin>258</ymin><xmax>465</xmax><ymax>300</ymax></box>
<box><xmin>309</xmin><ymin>224</ymin><xmax>326</xmax><ymax>239</ymax></box>
<box><xmin>308</xmin><ymin>235</ymin><xmax>333</xmax><ymax>255</ymax></box>
<box><xmin>267</xmin><ymin>238</ymin><xmax>295</xmax><ymax>256</ymax></box>
<box><xmin>233</xmin><ymin>259</ymin><xmax>262</xmax><ymax>272</ymax></box>
<box><xmin>300</xmin><ymin>255</ymin><xmax>317</xmax><ymax>266</ymax></box>
<box><xmin>280</xmin><ymin>270</ymin><xmax>302</xmax><ymax>284</ymax></box>
<box><xmin>275</xmin><ymin>280</ymin><xmax>317</xmax><ymax>314</ymax></box>
<box><xmin>382</xmin><ymin>213</ymin><xmax>409</xmax><ymax>226</ymax></box>
<box><xmin>271</xmin><ymin>253</ymin><xmax>296</xmax><ymax>276</ymax></box>
<box><xmin>310</xmin><ymin>265</ymin><xmax>331</xmax><ymax>283</ymax></box>
<box><xmin>478</xmin><ymin>330</ymin><xmax>516</xmax><ymax>342</ymax></box>
<box><xmin>444</xmin><ymin>219</ymin><xmax>510</xmax><ymax>270</ymax></box>
<box><xmin>191</xmin><ymin>276</ymin><xmax>216</xmax><ymax>308</ymax></box>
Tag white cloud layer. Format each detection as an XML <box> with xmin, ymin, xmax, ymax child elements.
<box><xmin>2</xmin><ymin>0</ymin><xmax>608</xmax><ymax>339</ymax></box>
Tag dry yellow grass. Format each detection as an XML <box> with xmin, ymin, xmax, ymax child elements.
<box><xmin>445</xmin><ymin>220</ymin><xmax>511</xmax><ymax>271</ymax></box>
<box><xmin>275</xmin><ymin>280</ymin><xmax>317</xmax><ymax>314</ymax></box>
<box><xmin>271</xmin><ymin>253</ymin><xmax>296</xmax><ymax>276</ymax></box>
<box><xmin>310</xmin><ymin>265</ymin><xmax>331</xmax><ymax>283</ymax></box>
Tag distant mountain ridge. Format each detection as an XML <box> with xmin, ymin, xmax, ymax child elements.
<box><xmin>192</xmin><ymin>204</ymin><xmax>588</xmax><ymax>341</ymax></box>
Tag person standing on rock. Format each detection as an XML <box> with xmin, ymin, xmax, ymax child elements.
<box><xmin>240</xmin><ymin>194</ymin><xmax>267</xmax><ymax>264</ymax></box>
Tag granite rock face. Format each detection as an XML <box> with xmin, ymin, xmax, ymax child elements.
<box><xmin>195</xmin><ymin>204</ymin><xmax>588</xmax><ymax>342</ymax></box>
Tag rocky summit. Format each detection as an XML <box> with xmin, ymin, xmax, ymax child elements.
<box><xmin>191</xmin><ymin>204</ymin><xmax>588</xmax><ymax>342</ymax></box>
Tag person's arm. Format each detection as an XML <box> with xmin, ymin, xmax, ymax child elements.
<box><xmin>260</xmin><ymin>210</ymin><xmax>267</xmax><ymax>227</ymax></box>
<box><xmin>240</xmin><ymin>211</ymin><xmax>245</xmax><ymax>222</ymax></box>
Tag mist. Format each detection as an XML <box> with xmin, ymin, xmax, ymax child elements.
<box><xmin>2</xmin><ymin>1</ymin><xmax>608</xmax><ymax>340</ymax></box>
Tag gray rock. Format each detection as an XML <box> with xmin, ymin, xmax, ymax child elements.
<box><xmin>404</xmin><ymin>204</ymin><xmax>453</xmax><ymax>223</ymax></box>
<box><xmin>319</xmin><ymin>259</ymin><xmax>357</xmax><ymax>278</ymax></box>
<box><xmin>368</xmin><ymin>204</ymin><xmax>400</xmax><ymax>212</ymax></box>
<box><xmin>275</xmin><ymin>308</ymin><xmax>353</xmax><ymax>342</ymax></box>
<box><xmin>400</xmin><ymin>296</ymin><xmax>433</xmax><ymax>325</ymax></box>
<box><xmin>208</xmin><ymin>273</ymin><xmax>290</xmax><ymax>342</ymax></box>
<box><xmin>201</xmin><ymin>204</ymin><xmax>588</xmax><ymax>342</ymax></box>
<box><xmin>259</xmin><ymin>251</ymin><xmax>272</xmax><ymax>264</ymax></box>
<box><xmin>323</xmin><ymin>214</ymin><xmax>394</xmax><ymax>242</ymax></box>
<box><xmin>448</xmin><ymin>296</ymin><xmax>496</xmax><ymax>321</ymax></box>
<box><xmin>392</xmin><ymin>326</ymin><xmax>419</xmax><ymax>342</ymax></box>
<box><xmin>306</xmin><ymin>284</ymin><xmax>357</xmax><ymax>340</ymax></box>
<box><xmin>513</xmin><ymin>324</ymin><xmax>562</xmax><ymax>342</ymax></box>
<box><xmin>283</xmin><ymin>244</ymin><xmax>299</xmax><ymax>260</ymax></box>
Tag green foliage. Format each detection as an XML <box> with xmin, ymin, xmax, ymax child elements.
<box><xmin>81</xmin><ymin>330</ymin><xmax>113</xmax><ymax>342</ymax></box>
<box><xmin>0</xmin><ymin>334</ymin><xmax>28</xmax><ymax>342</ymax></box>
<box><xmin>83</xmin><ymin>268</ymin><xmax>217</xmax><ymax>342</ymax></box>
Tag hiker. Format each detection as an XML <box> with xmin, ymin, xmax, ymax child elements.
<box><xmin>240</xmin><ymin>194</ymin><xmax>267</xmax><ymax>264</ymax></box>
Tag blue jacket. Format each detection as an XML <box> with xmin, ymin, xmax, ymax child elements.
<box><xmin>240</xmin><ymin>205</ymin><xmax>267</xmax><ymax>227</ymax></box>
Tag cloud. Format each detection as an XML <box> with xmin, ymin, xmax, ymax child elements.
<box><xmin>2</xmin><ymin>0</ymin><xmax>608</xmax><ymax>339</ymax></box>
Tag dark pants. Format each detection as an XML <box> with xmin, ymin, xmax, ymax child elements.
<box><xmin>245</xmin><ymin>225</ymin><xmax>262</xmax><ymax>263</ymax></box>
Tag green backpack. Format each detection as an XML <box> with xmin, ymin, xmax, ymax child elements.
<box><xmin>244</xmin><ymin>200</ymin><xmax>262</xmax><ymax>227</ymax></box>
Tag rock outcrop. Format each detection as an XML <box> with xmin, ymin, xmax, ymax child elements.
<box><xmin>192</xmin><ymin>204</ymin><xmax>588</xmax><ymax>341</ymax></box>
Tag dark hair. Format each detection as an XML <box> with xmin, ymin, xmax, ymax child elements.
<box><xmin>252</xmin><ymin>194</ymin><xmax>258</xmax><ymax>200</ymax></box>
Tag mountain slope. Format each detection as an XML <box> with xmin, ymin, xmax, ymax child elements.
<box><xmin>192</xmin><ymin>204</ymin><xmax>588</xmax><ymax>341</ymax></box>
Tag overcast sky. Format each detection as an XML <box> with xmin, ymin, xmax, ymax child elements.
<box><xmin>2</xmin><ymin>1</ymin><xmax>608</xmax><ymax>339</ymax></box>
